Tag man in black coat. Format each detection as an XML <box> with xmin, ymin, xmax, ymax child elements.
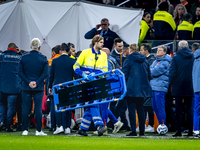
<box><xmin>122</xmin><ymin>44</ymin><xmax>152</xmax><ymax>136</ymax></box>
<box><xmin>48</xmin><ymin>43</ymin><xmax>78</xmax><ymax>135</ymax></box>
<box><xmin>169</xmin><ymin>40</ymin><xmax>194</xmax><ymax>137</ymax></box>
<box><xmin>19</xmin><ymin>38</ymin><xmax>48</xmax><ymax>136</ymax></box>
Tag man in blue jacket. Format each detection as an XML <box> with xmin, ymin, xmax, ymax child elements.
<box><xmin>150</xmin><ymin>45</ymin><xmax>171</xmax><ymax>130</ymax></box>
<box><xmin>0</xmin><ymin>43</ymin><xmax>22</xmax><ymax>132</ymax></box>
<box><xmin>19</xmin><ymin>38</ymin><xmax>48</xmax><ymax>136</ymax></box>
<box><xmin>169</xmin><ymin>40</ymin><xmax>194</xmax><ymax>137</ymax></box>
<box><xmin>48</xmin><ymin>43</ymin><xmax>79</xmax><ymax>135</ymax></box>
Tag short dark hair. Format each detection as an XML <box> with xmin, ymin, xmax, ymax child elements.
<box><xmin>52</xmin><ymin>45</ymin><xmax>60</xmax><ymax>54</ymax></box>
<box><xmin>192</xmin><ymin>43</ymin><xmax>200</xmax><ymax>51</ymax></box>
<box><xmin>101</xmin><ymin>18</ymin><xmax>109</xmax><ymax>23</ymax></box>
<box><xmin>141</xmin><ymin>44</ymin><xmax>152</xmax><ymax>53</ymax></box>
<box><xmin>158</xmin><ymin>2</ymin><xmax>169</xmax><ymax>11</ymax></box>
<box><xmin>61</xmin><ymin>43</ymin><xmax>70</xmax><ymax>52</ymax></box>
<box><xmin>7</xmin><ymin>43</ymin><xmax>17</xmax><ymax>49</ymax></box>
<box><xmin>67</xmin><ymin>42</ymin><xmax>75</xmax><ymax>48</ymax></box>
<box><xmin>182</xmin><ymin>13</ymin><xmax>193</xmax><ymax>22</ymax></box>
<box><xmin>114</xmin><ymin>38</ymin><xmax>123</xmax><ymax>46</ymax></box>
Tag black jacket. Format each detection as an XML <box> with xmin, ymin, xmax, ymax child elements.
<box><xmin>110</xmin><ymin>49</ymin><xmax>126</xmax><ymax>69</ymax></box>
<box><xmin>122</xmin><ymin>52</ymin><xmax>152</xmax><ymax>98</ymax></box>
<box><xmin>146</xmin><ymin>54</ymin><xmax>156</xmax><ymax>65</ymax></box>
<box><xmin>169</xmin><ymin>47</ymin><xmax>194</xmax><ymax>97</ymax></box>
<box><xmin>19</xmin><ymin>50</ymin><xmax>48</xmax><ymax>91</ymax></box>
<box><xmin>48</xmin><ymin>55</ymin><xmax>78</xmax><ymax>89</ymax></box>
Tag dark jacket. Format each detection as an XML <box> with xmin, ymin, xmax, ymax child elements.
<box><xmin>0</xmin><ymin>50</ymin><xmax>22</xmax><ymax>94</ymax></box>
<box><xmin>84</xmin><ymin>28</ymin><xmax>119</xmax><ymax>51</ymax></box>
<box><xmin>48</xmin><ymin>54</ymin><xmax>79</xmax><ymax>88</ymax></box>
<box><xmin>169</xmin><ymin>47</ymin><xmax>194</xmax><ymax>97</ymax></box>
<box><xmin>122</xmin><ymin>52</ymin><xmax>152</xmax><ymax>98</ymax></box>
<box><xmin>18</xmin><ymin>50</ymin><xmax>48</xmax><ymax>91</ymax></box>
<box><xmin>110</xmin><ymin>49</ymin><xmax>126</xmax><ymax>69</ymax></box>
<box><xmin>146</xmin><ymin>54</ymin><xmax>156</xmax><ymax>65</ymax></box>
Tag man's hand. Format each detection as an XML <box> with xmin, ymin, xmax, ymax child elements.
<box><xmin>29</xmin><ymin>81</ymin><xmax>37</xmax><ymax>89</ymax></box>
<box><xmin>95</xmin><ymin>24</ymin><xmax>101</xmax><ymax>30</ymax></box>
<box><xmin>49</xmin><ymin>88</ymin><xmax>53</xmax><ymax>95</ymax></box>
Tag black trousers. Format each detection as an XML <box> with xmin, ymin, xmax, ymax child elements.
<box><xmin>175</xmin><ymin>96</ymin><xmax>193</xmax><ymax>133</ymax></box>
<box><xmin>126</xmin><ymin>97</ymin><xmax>145</xmax><ymax>135</ymax></box>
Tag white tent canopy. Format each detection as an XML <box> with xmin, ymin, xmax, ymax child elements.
<box><xmin>0</xmin><ymin>0</ymin><xmax>143</xmax><ymax>59</ymax></box>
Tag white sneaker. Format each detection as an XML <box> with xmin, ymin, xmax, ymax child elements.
<box><xmin>64</xmin><ymin>128</ymin><xmax>71</xmax><ymax>134</ymax></box>
<box><xmin>22</xmin><ymin>130</ymin><xmax>28</xmax><ymax>135</ymax></box>
<box><xmin>193</xmin><ymin>130</ymin><xmax>199</xmax><ymax>135</ymax></box>
<box><xmin>36</xmin><ymin>130</ymin><xmax>47</xmax><ymax>136</ymax></box>
<box><xmin>93</xmin><ymin>130</ymin><xmax>108</xmax><ymax>135</ymax></box>
<box><xmin>113</xmin><ymin>121</ymin><xmax>124</xmax><ymax>134</ymax></box>
<box><xmin>136</xmin><ymin>126</ymin><xmax>139</xmax><ymax>132</ymax></box>
<box><xmin>145</xmin><ymin>125</ymin><xmax>154</xmax><ymax>132</ymax></box>
<box><xmin>53</xmin><ymin>126</ymin><xmax>64</xmax><ymax>134</ymax></box>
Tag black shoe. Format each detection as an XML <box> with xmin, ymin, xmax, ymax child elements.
<box><xmin>97</xmin><ymin>125</ymin><xmax>107</xmax><ymax>136</ymax></box>
<box><xmin>6</xmin><ymin>128</ymin><xmax>13</xmax><ymax>132</ymax></box>
<box><xmin>172</xmin><ymin>132</ymin><xmax>182</xmax><ymax>137</ymax></box>
<box><xmin>126</xmin><ymin>132</ymin><xmax>137</xmax><ymax>137</ymax></box>
<box><xmin>139</xmin><ymin>133</ymin><xmax>145</xmax><ymax>136</ymax></box>
<box><xmin>184</xmin><ymin>133</ymin><xmax>193</xmax><ymax>137</ymax></box>
<box><xmin>78</xmin><ymin>129</ymin><xmax>88</xmax><ymax>136</ymax></box>
<box><xmin>194</xmin><ymin>134</ymin><xmax>200</xmax><ymax>138</ymax></box>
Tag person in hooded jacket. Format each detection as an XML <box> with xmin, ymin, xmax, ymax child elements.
<box><xmin>150</xmin><ymin>45</ymin><xmax>171</xmax><ymax>128</ymax></box>
<box><xmin>122</xmin><ymin>44</ymin><xmax>152</xmax><ymax>137</ymax></box>
<box><xmin>169</xmin><ymin>40</ymin><xmax>194</xmax><ymax>137</ymax></box>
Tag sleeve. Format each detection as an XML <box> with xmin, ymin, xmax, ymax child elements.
<box><xmin>169</xmin><ymin>58</ymin><xmax>177</xmax><ymax>85</ymax></box>
<box><xmin>139</xmin><ymin>22</ymin><xmax>149</xmax><ymax>43</ymax></box>
<box><xmin>18</xmin><ymin>59</ymin><xmax>31</xmax><ymax>85</ymax></box>
<box><xmin>48</xmin><ymin>61</ymin><xmax>55</xmax><ymax>89</ymax></box>
<box><xmin>36</xmin><ymin>58</ymin><xmax>48</xmax><ymax>87</ymax></box>
<box><xmin>148</xmin><ymin>63</ymin><xmax>152</xmax><ymax>81</ymax></box>
<box><xmin>122</xmin><ymin>58</ymin><xmax>131</xmax><ymax>82</ymax></box>
<box><xmin>102</xmin><ymin>54</ymin><xmax>108</xmax><ymax>72</ymax></box>
<box><xmin>150</xmin><ymin>61</ymin><xmax>170</xmax><ymax>77</ymax></box>
<box><xmin>168</xmin><ymin>14</ymin><xmax>176</xmax><ymax>31</ymax></box>
<box><xmin>84</xmin><ymin>28</ymin><xmax>97</xmax><ymax>39</ymax></box>
<box><xmin>72</xmin><ymin>59</ymin><xmax>79</xmax><ymax>80</ymax></box>
<box><xmin>73</xmin><ymin>51</ymin><xmax>85</xmax><ymax>76</ymax></box>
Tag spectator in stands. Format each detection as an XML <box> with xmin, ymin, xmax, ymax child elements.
<box><xmin>19</xmin><ymin>38</ymin><xmax>48</xmax><ymax>136</ymax></box>
<box><xmin>156</xmin><ymin>0</ymin><xmax>174</xmax><ymax>15</ymax></box>
<box><xmin>122</xmin><ymin>44</ymin><xmax>152</xmax><ymax>136</ymax></box>
<box><xmin>190</xmin><ymin>0</ymin><xmax>200</xmax><ymax>17</ymax></box>
<box><xmin>169</xmin><ymin>40</ymin><xmax>194</xmax><ymax>137</ymax></box>
<box><xmin>150</xmin><ymin>45</ymin><xmax>171</xmax><ymax>128</ymax></box>
<box><xmin>140</xmin><ymin>44</ymin><xmax>155</xmax><ymax>132</ymax></box>
<box><xmin>180</xmin><ymin>0</ymin><xmax>191</xmax><ymax>12</ymax></box>
<box><xmin>174</xmin><ymin>4</ymin><xmax>188</xmax><ymax>26</ymax></box>
<box><xmin>84</xmin><ymin>18</ymin><xmax>123</xmax><ymax>51</ymax></box>
<box><xmin>67</xmin><ymin>42</ymin><xmax>76</xmax><ymax>59</ymax></box>
<box><xmin>192</xmin><ymin>42</ymin><xmax>200</xmax><ymax>137</ymax></box>
<box><xmin>192</xmin><ymin>5</ymin><xmax>200</xmax><ymax>24</ymax></box>
<box><xmin>0</xmin><ymin>43</ymin><xmax>22</xmax><ymax>132</ymax></box>
<box><xmin>139</xmin><ymin>12</ymin><xmax>152</xmax><ymax>43</ymax></box>
<box><xmin>153</xmin><ymin>2</ymin><xmax>176</xmax><ymax>40</ymax></box>
<box><xmin>193</xmin><ymin>19</ymin><xmax>200</xmax><ymax>39</ymax></box>
<box><xmin>177</xmin><ymin>13</ymin><xmax>194</xmax><ymax>40</ymax></box>
<box><xmin>47</xmin><ymin>45</ymin><xmax>61</xmax><ymax>132</ymax></box>
<box><xmin>49</xmin><ymin>43</ymin><xmax>78</xmax><ymax>135</ymax></box>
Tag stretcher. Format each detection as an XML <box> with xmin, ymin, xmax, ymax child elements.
<box><xmin>53</xmin><ymin>69</ymin><xmax>127</xmax><ymax>112</ymax></box>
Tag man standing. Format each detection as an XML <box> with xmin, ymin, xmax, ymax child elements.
<box><xmin>19</xmin><ymin>38</ymin><xmax>48</xmax><ymax>136</ymax></box>
<box><xmin>0</xmin><ymin>43</ymin><xmax>22</xmax><ymax>132</ymax></box>
<box><xmin>73</xmin><ymin>35</ymin><xmax>108</xmax><ymax>136</ymax></box>
<box><xmin>49</xmin><ymin>43</ymin><xmax>78</xmax><ymax>134</ymax></box>
<box><xmin>169</xmin><ymin>40</ymin><xmax>194</xmax><ymax>137</ymax></box>
<box><xmin>84</xmin><ymin>18</ymin><xmax>121</xmax><ymax>51</ymax></box>
<box><xmin>67</xmin><ymin>42</ymin><xmax>76</xmax><ymax>59</ymax></box>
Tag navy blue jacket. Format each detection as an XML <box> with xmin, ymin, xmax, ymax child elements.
<box><xmin>18</xmin><ymin>50</ymin><xmax>48</xmax><ymax>91</ymax></box>
<box><xmin>122</xmin><ymin>52</ymin><xmax>152</xmax><ymax>98</ymax></box>
<box><xmin>0</xmin><ymin>50</ymin><xmax>22</xmax><ymax>94</ymax></box>
<box><xmin>48</xmin><ymin>54</ymin><xmax>79</xmax><ymax>89</ymax></box>
<box><xmin>110</xmin><ymin>49</ymin><xmax>126</xmax><ymax>69</ymax></box>
<box><xmin>169</xmin><ymin>47</ymin><xmax>194</xmax><ymax>97</ymax></box>
<box><xmin>84</xmin><ymin>28</ymin><xmax>119</xmax><ymax>51</ymax></box>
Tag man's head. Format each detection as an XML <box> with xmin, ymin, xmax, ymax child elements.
<box><xmin>68</xmin><ymin>42</ymin><xmax>76</xmax><ymax>57</ymax></box>
<box><xmin>123</xmin><ymin>44</ymin><xmax>130</xmax><ymax>57</ymax></box>
<box><xmin>129</xmin><ymin>44</ymin><xmax>139</xmax><ymax>54</ymax></box>
<box><xmin>178</xmin><ymin>40</ymin><xmax>188</xmax><ymax>50</ymax></box>
<box><xmin>140</xmin><ymin>44</ymin><xmax>152</xmax><ymax>57</ymax></box>
<box><xmin>92</xmin><ymin>35</ymin><xmax>104</xmax><ymax>50</ymax></box>
<box><xmin>182</xmin><ymin>13</ymin><xmax>193</xmax><ymax>23</ymax></box>
<box><xmin>7</xmin><ymin>43</ymin><xmax>17</xmax><ymax>50</ymax></box>
<box><xmin>101</xmin><ymin>47</ymin><xmax>110</xmax><ymax>57</ymax></box>
<box><xmin>61</xmin><ymin>43</ymin><xmax>70</xmax><ymax>53</ymax></box>
<box><xmin>51</xmin><ymin>45</ymin><xmax>61</xmax><ymax>57</ymax></box>
<box><xmin>192</xmin><ymin>43</ymin><xmax>200</xmax><ymax>52</ymax></box>
<box><xmin>114</xmin><ymin>38</ymin><xmax>123</xmax><ymax>53</ymax></box>
<box><xmin>157</xmin><ymin>45</ymin><xmax>167</xmax><ymax>58</ymax></box>
<box><xmin>158</xmin><ymin>2</ymin><xmax>169</xmax><ymax>11</ymax></box>
<box><xmin>101</xmin><ymin>18</ymin><xmax>110</xmax><ymax>32</ymax></box>
<box><xmin>30</xmin><ymin>38</ymin><xmax>40</xmax><ymax>50</ymax></box>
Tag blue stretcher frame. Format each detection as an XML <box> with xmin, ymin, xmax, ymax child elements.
<box><xmin>53</xmin><ymin>69</ymin><xmax>127</xmax><ymax>112</ymax></box>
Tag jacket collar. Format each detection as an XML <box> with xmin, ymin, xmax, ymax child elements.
<box><xmin>92</xmin><ymin>47</ymin><xmax>101</xmax><ymax>55</ymax></box>
<box><xmin>7</xmin><ymin>48</ymin><xmax>17</xmax><ymax>52</ymax></box>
